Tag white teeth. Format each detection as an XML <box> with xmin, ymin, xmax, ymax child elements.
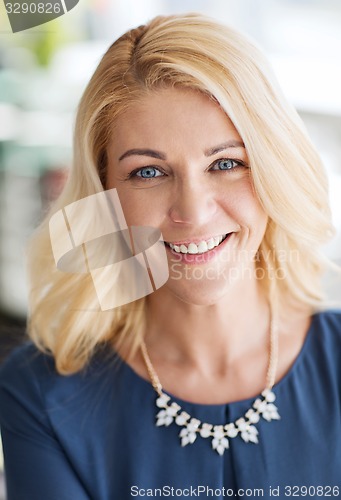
<box><xmin>207</xmin><ymin>238</ymin><xmax>215</xmax><ymax>250</ymax></box>
<box><xmin>197</xmin><ymin>241</ymin><xmax>208</xmax><ymax>253</ymax></box>
<box><xmin>187</xmin><ymin>243</ymin><xmax>198</xmax><ymax>254</ymax></box>
<box><xmin>168</xmin><ymin>234</ymin><xmax>227</xmax><ymax>255</ymax></box>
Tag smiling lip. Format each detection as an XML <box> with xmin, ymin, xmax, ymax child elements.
<box><xmin>165</xmin><ymin>233</ymin><xmax>227</xmax><ymax>246</ymax></box>
<box><xmin>165</xmin><ymin>232</ymin><xmax>234</xmax><ymax>265</ymax></box>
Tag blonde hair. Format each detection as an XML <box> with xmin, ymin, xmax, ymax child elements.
<box><xmin>27</xmin><ymin>13</ymin><xmax>335</xmax><ymax>374</ymax></box>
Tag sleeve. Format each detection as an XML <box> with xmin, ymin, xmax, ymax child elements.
<box><xmin>0</xmin><ymin>345</ymin><xmax>91</xmax><ymax>500</ymax></box>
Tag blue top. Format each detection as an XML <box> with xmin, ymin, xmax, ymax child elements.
<box><xmin>0</xmin><ymin>311</ymin><xmax>341</xmax><ymax>500</ymax></box>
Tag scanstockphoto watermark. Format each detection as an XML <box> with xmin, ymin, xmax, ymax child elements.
<box><xmin>171</xmin><ymin>263</ymin><xmax>287</xmax><ymax>282</ymax></box>
<box><xmin>130</xmin><ymin>485</ymin><xmax>340</xmax><ymax>497</ymax></box>
<box><xmin>49</xmin><ymin>190</ymin><xmax>170</xmax><ymax>310</ymax></box>
<box><xmin>3</xmin><ymin>0</ymin><xmax>80</xmax><ymax>33</ymax></box>
<box><xmin>170</xmin><ymin>247</ymin><xmax>301</xmax><ymax>265</ymax></box>
<box><xmin>169</xmin><ymin>247</ymin><xmax>300</xmax><ymax>281</ymax></box>
<box><xmin>130</xmin><ymin>485</ymin><xmax>265</xmax><ymax>497</ymax></box>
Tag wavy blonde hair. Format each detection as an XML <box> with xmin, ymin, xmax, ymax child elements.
<box><xmin>27</xmin><ymin>13</ymin><xmax>335</xmax><ymax>374</ymax></box>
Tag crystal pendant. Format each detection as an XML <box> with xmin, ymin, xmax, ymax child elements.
<box><xmin>154</xmin><ymin>388</ymin><xmax>280</xmax><ymax>455</ymax></box>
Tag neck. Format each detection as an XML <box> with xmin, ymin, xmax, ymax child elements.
<box><xmin>145</xmin><ymin>278</ymin><xmax>270</xmax><ymax>375</ymax></box>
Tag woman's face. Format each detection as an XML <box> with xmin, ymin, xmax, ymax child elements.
<box><xmin>107</xmin><ymin>87</ymin><xmax>268</xmax><ymax>305</ymax></box>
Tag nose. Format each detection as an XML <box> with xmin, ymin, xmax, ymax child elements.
<box><xmin>168</xmin><ymin>178</ymin><xmax>217</xmax><ymax>226</ymax></box>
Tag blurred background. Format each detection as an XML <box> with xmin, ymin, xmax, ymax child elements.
<box><xmin>0</xmin><ymin>0</ymin><xmax>340</xmax><ymax>495</ymax></box>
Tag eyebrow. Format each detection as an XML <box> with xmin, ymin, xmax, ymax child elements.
<box><xmin>204</xmin><ymin>141</ymin><xmax>245</xmax><ymax>156</ymax></box>
<box><xmin>118</xmin><ymin>140</ymin><xmax>245</xmax><ymax>162</ymax></box>
<box><xmin>118</xmin><ymin>149</ymin><xmax>167</xmax><ymax>161</ymax></box>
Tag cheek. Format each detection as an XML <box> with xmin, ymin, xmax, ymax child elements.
<box><xmin>225</xmin><ymin>185</ymin><xmax>268</xmax><ymax>236</ymax></box>
<box><xmin>115</xmin><ymin>187</ymin><xmax>166</xmax><ymax>227</ymax></box>
<box><xmin>247</xmin><ymin>205</ymin><xmax>268</xmax><ymax>244</ymax></box>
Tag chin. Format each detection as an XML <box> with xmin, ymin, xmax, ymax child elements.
<box><xmin>165</xmin><ymin>271</ymin><xmax>235</xmax><ymax>306</ymax></box>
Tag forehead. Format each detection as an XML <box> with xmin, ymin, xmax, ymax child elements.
<box><xmin>109</xmin><ymin>87</ymin><xmax>242</xmax><ymax>152</ymax></box>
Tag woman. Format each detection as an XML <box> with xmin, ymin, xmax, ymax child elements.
<box><xmin>1</xmin><ymin>13</ymin><xmax>340</xmax><ymax>499</ymax></box>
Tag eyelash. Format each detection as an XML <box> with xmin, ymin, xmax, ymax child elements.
<box><xmin>126</xmin><ymin>158</ymin><xmax>248</xmax><ymax>181</ymax></box>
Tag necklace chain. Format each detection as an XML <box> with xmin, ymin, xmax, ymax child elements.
<box><xmin>140</xmin><ymin>318</ymin><xmax>280</xmax><ymax>455</ymax></box>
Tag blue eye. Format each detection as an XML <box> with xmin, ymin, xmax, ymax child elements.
<box><xmin>214</xmin><ymin>159</ymin><xmax>238</xmax><ymax>170</ymax></box>
<box><xmin>136</xmin><ymin>167</ymin><xmax>163</xmax><ymax>179</ymax></box>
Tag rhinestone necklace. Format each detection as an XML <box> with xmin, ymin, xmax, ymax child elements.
<box><xmin>140</xmin><ymin>318</ymin><xmax>280</xmax><ymax>456</ymax></box>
